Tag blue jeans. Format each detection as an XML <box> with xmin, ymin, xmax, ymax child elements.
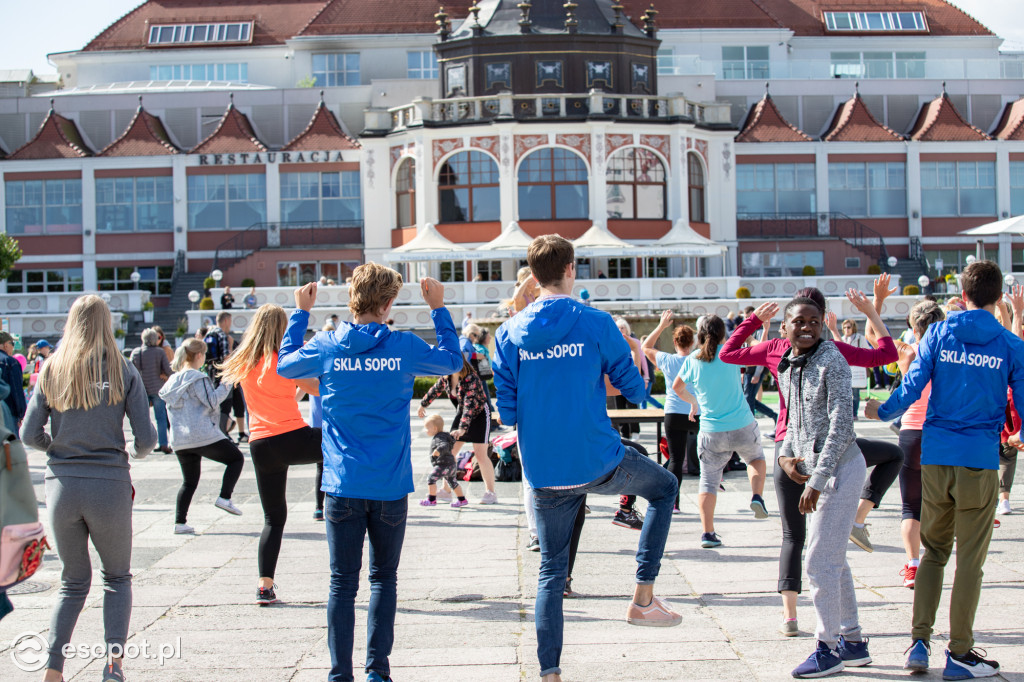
<box><xmin>743</xmin><ymin>376</ymin><xmax>777</xmax><ymax>421</ymax></box>
<box><xmin>149</xmin><ymin>394</ymin><xmax>168</xmax><ymax>448</ymax></box>
<box><xmin>325</xmin><ymin>495</ymin><xmax>408</xmax><ymax>682</ymax></box>
<box><xmin>532</xmin><ymin>447</ymin><xmax>678</xmax><ymax>676</ymax></box>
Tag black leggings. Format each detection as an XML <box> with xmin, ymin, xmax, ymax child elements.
<box><xmin>664</xmin><ymin>413</ymin><xmax>700</xmax><ymax>507</ymax></box>
<box><xmin>315</xmin><ymin>462</ymin><xmax>326</xmax><ymax>511</ymax></box>
<box><xmin>567</xmin><ymin>494</ymin><xmax>587</xmax><ymax>579</ymax></box>
<box><xmin>898</xmin><ymin>429</ymin><xmax>923</xmax><ymax>521</ymax></box>
<box><xmin>249</xmin><ymin>426</ymin><xmax>323</xmax><ymax>579</ymax></box>
<box><xmin>175</xmin><ymin>439</ymin><xmax>245</xmax><ymax>524</ymax></box>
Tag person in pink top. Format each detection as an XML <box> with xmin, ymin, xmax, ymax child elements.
<box><xmin>720</xmin><ymin>281</ymin><xmax>898</xmax><ymax>637</ymax></box>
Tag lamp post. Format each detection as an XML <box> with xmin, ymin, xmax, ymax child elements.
<box><xmin>129</xmin><ymin>270</ymin><xmax>141</xmax><ymax>290</ymax></box>
<box><xmin>965</xmin><ymin>254</ymin><xmax>977</xmax><ymax>266</ymax></box>
<box><xmin>1005</xmin><ymin>273</ymin><xmax>1015</xmax><ymax>293</ymax></box>
<box><xmin>188</xmin><ymin>290</ymin><xmax>200</xmax><ymax>311</ymax></box>
<box><xmin>211</xmin><ymin>269</ymin><xmax>223</xmax><ymax>286</ymax></box>
<box><xmin>918</xmin><ymin>275</ymin><xmax>930</xmax><ymax>295</ymax></box>
<box><xmin>886</xmin><ymin>256</ymin><xmax>897</xmax><ymax>274</ymax></box>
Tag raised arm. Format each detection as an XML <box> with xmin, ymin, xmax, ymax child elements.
<box><xmin>1009</xmin><ymin>284</ymin><xmax>1024</xmax><ymax>342</ymax></box>
<box><xmin>277</xmin><ymin>283</ymin><xmax>323</xmax><ymax>380</ymax></box>
<box><xmin>846</xmin><ymin>288</ymin><xmax>891</xmax><ymax>345</ymax></box>
<box><xmin>824</xmin><ymin>311</ymin><xmax>840</xmax><ymax>340</ymax></box>
<box><xmin>720</xmin><ymin>302</ymin><xmax>778</xmax><ymax>367</ymax></box>
<box><xmin>642</xmin><ymin>309</ymin><xmax>674</xmax><ymax>365</ymax></box>
<box><xmin>872</xmin><ymin>325</ymin><xmax>938</xmax><ymax>421</ymax></box>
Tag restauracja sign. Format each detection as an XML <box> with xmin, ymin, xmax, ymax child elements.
<box><xmin>195</xmin><ymin>150</ymin><xmax>348</xmax><ymax>165</ymax></box>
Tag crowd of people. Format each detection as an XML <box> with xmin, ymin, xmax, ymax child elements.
<box><xmin>3</xmin><ymin>236</ymin><xmax>1023</xmax><ymax>682</ymax></box>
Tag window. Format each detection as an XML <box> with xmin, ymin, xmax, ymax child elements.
<box><xmin>830</xmin><ymin>52</ymin><xmax>925</xmax><ymax>79</ymax></box>
<box><xmin>97</xmin><ymin>266</ymin><xmax>173</xmax><ymax>295</ymax></box>
<box><xmin>6</xmin><ymin>268</ymin><xmax>83</xmax><ymax>293</ymax></box>
<box><xmin>5</xmin><ymin>179</ymin><xmax>82</xmax><ymax>235</ymax></box>
<box><xmin>518</xmin><ymin>148</ymin><xmax>588</xmax><ymax>220</ymax></box>
<box><xmin>96</xmin><ymin>176</ymin><xmax>173</xmax><ymax>233</ymax></box>
<box><xmin>688</xmin><ymin>153</ymin><xmax>706</xmax><ymax>223</ymax></box>
<box><xmin>312</xmin><ymin>53</ymin><xmax>360</xmax><ymax>87</ymax></box>
<box><xmin>741</xmin><ymin>251</ymin><xmax>824</xmax><ymax>277</ymax></box>
<box><xmin>607</xmin><ymin>258</ymin><xmax>633</xmax><ymax>278</ymax></box>
<box><xmin>475</xmin><ymin>260</ymin><xmax>502</xmax><ymax>281</ymax></box>
<box><xmin>656</xmin><ymin>48</ymin><xmax>675</xmax><ymax>76</ymax></box>
<box><xmin>921</xmin><ymin>161</ymin><xmax>996</xmax><ymax>217</ymax></box>
<box><xmin>187</xmin><ymin>174</ymin><xmax>266</xmax><ymax>229</ymax></box>
<box><xmin>824</xmin><ymin>11</ymin><xmax>927</xmax><ymax>32</ymax></box>
<box><xmin>407</xmin><ymin>51</ymin><xmax>439</xmax><ymax>79</ymax></box>
<box><xmin>395</xmin><ymin>159</ymin><xmax>416</xmax><ymax>228</ymax></box>
<box><xmin>439</xmin><ymin>261</ymin><xmax>466</xmax><ymax>282</ymax></box>
<box><xmin>828</xmin><ymin>162</ymin><xmax>906</xmax><ymax>217</ymax></box>
<box><xmin>606</xmin><ymin>148</ymin><xmax>666</xmax><ymax>220</ymax></box>
<box><xmin>281</xmin><ymin>171</ymin><xmax>361</xmax><ymax>223</ymax></box>
<box><xmin>277</xmin><ymin>261</ymin><xmax>359</xmax><ymax>286</ymax></box>
<box><xmin>736</xmin><ymin>163</ymin><xmax>816</xmax><ymax>216</ymax></box>
<box><xmin>721</xmin><ymin>46</ymin><xmax>769</xmax><ymax>80</ymax></box>
<box><xmin>845</xmin><ymin>257</ymin><xmax>861</xmax><ymax>269</ymax></box>
<box><xmin>646</xmin><ymin>257</ymin><xmax>669</xmax><ymax>278</ymax></box>
<box><xmin>1012</xmin><ymin>162</ymin><xmax>1024</xmax><ymax>217</ymax></box>
<box><xmin>438</xmin><ymin>151</ymin><xmax>500</xmax><ymax>223</ymax></box>
<box><xmin>148</xmin><ymin>22</ymin><xmax>252</xmax><ymax>45</ymax></box>
<box><xmin>149</xmin><ymin>63</ymin><xmax>248</xmax><ymax>82</ymax></box>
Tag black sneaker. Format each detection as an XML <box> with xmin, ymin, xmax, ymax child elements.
<box><xmin>256</xmin><ymin>584</ymin><xmax>278</xmax><ymax>606</ymax></box>
<box><xmin>612</xmin><ymin>509</ymin><xmax>644</xmax><ymax>530</ymax></box>
<box><xmin>237</xmin><ymin>432</ymin><xmax>249</xmax><ymax>443</ymax></box>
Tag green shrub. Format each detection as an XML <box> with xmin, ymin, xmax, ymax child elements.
<box><xmin>867</xmin><ymin>264</ymin><xmax>881</xmax><ymax>275</ymax></box>
<box><xmin>142</xmin><ymin>300</ymin><xmax>154</xmax><ymax>311</ymax></box>
<box><xmin>199</xmin><ymin>297</ymin><xmax>215</xmax><ymax>310</ymax></box>
<box><xmin>652</xmin><ymin>370</ymin><xmax>665</xmax><ymax>395</ymax></box>
<box><xmin>203</xmin><ymin>277</ymin><xmax>216</xmax><ymax>290</ymax></box>
<box><xmin>735</xmin><ymin>287</ymin><xmax>751</xmax><ymax>299</ymax></box>
<box><xmin>241</xmin><ymin>278</ymin><xmax>256</xmax><ymax>288</ymax></box>
<box><xmin>903</xmin><ymin>285</ymin><xmax>920</xmax><ymax>296</ymax></box>
<box><xmin>945</xmin><ymin>273</ymin><xmax>957</xmax><ymax>284</ymax></box>
<box><xmin>802</xmin><ymin>265</ymin><xmax>817</xmax><ymax>276</ymax></box>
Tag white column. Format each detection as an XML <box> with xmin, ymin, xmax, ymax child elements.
<box><xmin>416</xmin><ymin>137</ymin><xmax>434</xmax><ymax>226</ymax></box>
<box><xmin>815</xmin><ymin>145</ymin><xmax>829</xmax><ymax>235</ymax></box>
<box><xmin>172</xmin><ymin>156</ymin><xmax>188</xmax><ymax>260</ymax></box>
<box><xmin>997</xmin><ymin>148</ymin><xmax>1013</xmax><ymax>271</ymax></box>
<box><xmin>81</xmin><ymin>167</ymin><xmax>97</xmax><ymax>290</ymax></box>
<box><xmin>499</xmin><ymin>130</ymin><xmax>515</xmax><ymax>225</ymax></box>
<box><xmin>265</xmin><ymin>162</ymin><xmax>281</xmax><ymax>247</ymax></box>
<box><xmin>589</xmin><ymin>126</ymin><xmax>607</xmax><ymax>224</ymax></box>
<box><xmin>361</xmin><ymin>139</ymin><xmax>393</xmax><ymax>263</ymax></box>
<box><xmin>906</xmin><ymin>143</ymin><xmax>922</xmax><ymax>241</ymax></box>
<box><xmin>668</xmin><ymin>129</ymin><xmax>686</xmax><ymax>223</ymax></box>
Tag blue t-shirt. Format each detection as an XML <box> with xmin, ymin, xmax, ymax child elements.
<box><xmin>656</xmin><ymin>351</ymin><xmax>697</xmax><ymax>417</ymax></box>
<box><xmin>676</xmin><ymin>345</ymin><xmax>753</xmax><ymax>433</ymax></box>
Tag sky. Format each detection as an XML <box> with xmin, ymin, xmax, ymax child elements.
<box><xmin>0</xmin><ymin>0</ymin><xmax>1023</xmax><ymax>74</ymax></box>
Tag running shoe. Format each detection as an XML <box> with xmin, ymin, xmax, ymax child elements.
<box><xmin>313</xmin><ymin>509</ymin><xmax>324</xmax><ymax>521</ymax></box>
<box><xmin>994</xmin><ymin>518</ymin><xmax>1001</xmax><ymax>529</ymax></box>
<box><xmin>849</xmin><ymin>524</ymin><xmax>874</xmax><ymax>553</ymax></box>
<box><xmin>612</xmin><ymin>509</ymin><xmax>644</xmax><ymax>530</ymax></box>
<box><xmin>174</xmin><ymin>523</ymin><xmax>195</xmax><ymax>535</ymax></box>
<box><xmin>256</xmin><ymin>584</ymin><xmax>278</xmax><ymax>606</ymax></box>
<box><xmin>479</xmin><ymin>491</ymin><xmax>498</xmax><ymax>505</ymax></box>
<box><xmin>997</xmin><ymin>499</ymin><xmax>1012</xmax><ymax>515</ymax></box>
<box><xmin>102</xmin><ymin>660</ymin><xmax>126</xmax><ymax>682</ymax></box>
<box><xmin>158</xmin><ymin>446</ymin><xmax>174</xmax><ymax>454</ymax></box>
<box><xmin>780</xmin><ymin>619</ymin><xmax>799</xmax><ymax>637</ymax></box>
<box><xmin>750</xmin><ymin>494</ymin><xmax>769</xmax><ymax>519</ymax></box>
<box><xmin>792</xmin><ymin>641</ymin><xmax>844</xmax><ymax>678</ymax></box>
<box><xmin>837</xmin><ymin>636</ymin><xmax>871</xmax><ymax>667</ymax></box>
<box><xmin>237</xmin><ymin>432</ymin><xmax>249</xmax><ymax>444</ymax></box>
<box><xmin>563</xmin><ymin>577</ymin><xmax>576</xmax><ymax>598</ymax></box>
<box><xmin>943</xmin><ymin>648</ymin><xmax>999</xmax><ymax>680</ymax></box>
<box><xmin>366</xmin><ymin>672</ymin><xmax>392</xmax><ymax>682</ymax></box>
<box><xmin>527</xmin><ymin>536</ymin><xmax>540</xmax><ymax>552</ymax></box>
<box><xmin>419</xmin><ymin>499</ymin><xmax>437</xmax><ymax>507</ymax></box>
<box><xmin>450</xmin><ymin>499</ymin><xmax>469</xmax><ymax>508</ymax></box>
<box><xmin>900</xmin><ymin>563</ymin><xmax>918</xmax><ymax>589</ymax></box>
<box><xmin>700</xmin><ymin>532</ymin><xmax>723</xmax><ymax>548</ymax></box>
<box><xmin>904</xmin><ymin>639</ymin><xmax>930</xmax><ymax>671</ymax></box>
<box><xmin>215</xmin><ymin>497</ymin><xmax>243</xmax><ymax>515</ymax></box>
<box><xmin>672</xmin><ymin>505</ymin><xmax>682</xmax><ymax>514</ymax></box>
<box><xmin>626</xmin><ymin>596</ymin><xmax>682</xmax><ymax>627</ymax></box>
<box><xmin>435</xmin><ymin>489</ymin><xmax>452</xmax><ymax>502</ymax></box>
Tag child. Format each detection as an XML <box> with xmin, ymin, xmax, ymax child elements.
<box><xmin>672</xmin><ymin>314</ymin><xmax>769</xmax><ymax>549</ymax></box>
<box><xmin>867</xmin><ymin>260</ymin><xmax>1024</xmax><ymax>679</ymax></box>
<box><xmin>421</xmin><ymin>413</ymin><xmax>468</xmax><ymax>507</ymax></box>
<box><xmin>778</xmin><ymin>296</ymin><xmax>869</xmax><ymax>679</ymax></box>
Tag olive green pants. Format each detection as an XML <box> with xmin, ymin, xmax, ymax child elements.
<box><xmin>912</xmin><ymin>464</ymin><xmax>998</xmax><ymax>655</ymax></box>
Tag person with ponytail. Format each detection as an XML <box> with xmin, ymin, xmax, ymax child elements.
<box><xmin>22</xmin><ymin>295</ymin><xmax>157</xmax><ymax>682</ymax></box>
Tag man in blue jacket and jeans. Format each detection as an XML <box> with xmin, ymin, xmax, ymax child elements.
<box><xmin>493</xmin><ymin>235</ymin><xmax>680</xmax><ymax>682</ymax></box>
<box><xmin>867</xmin><ymin>260</ymin><xmax>1024</xmax><ymax>680</ymax></box>
<box><xmin>278</xmin><ymin>264</ymin><xmax>463</xmax><ymax>682</ymax></box>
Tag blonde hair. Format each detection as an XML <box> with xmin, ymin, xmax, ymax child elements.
<box><xmin>217</xmin><ymin>304</ymin><xmax>287</xmax><ymax>386</ymax></box>
<box><xmin>424</xmin><ymin>413</ymin><xmax>445</xmax><ymax>432</ymax></box>
<box><xmin>172</xmin><ymin>338</ymin><xmax>206</xmax><ymax>373</ymax></box>
<box><xmin>516</xmin><ymin>266</ymin><xmax>532</xmax><ymax>284</ymax></box>
<box><xmin>464</xmin><ymin>323</ymin><xmax>482</xmax><ymax>340</ymax></box>
<box><xmin>348</xmin><ymin>262</ymin><xmax>403</xmax><ymax>317</ymax></box>
<box><xmin>38</xmin><ymin>294</ymin><xmax>126</xmax><ymax>412</ymax></box>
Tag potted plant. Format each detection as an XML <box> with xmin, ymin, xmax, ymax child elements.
<box><xmin>199</xmin><ymin>297</ymin><xmax>214</xmax><ymax>311</ymax></box>
<box><xmin>142</xmin><ymin>300</ymin><xmax>155</xmax><ymax>323</ymax></box>
<box><xmin>945</xmin><ymin>272</ymin><xmax>958</xmax><ymax>293</ymax></box>
<box><xmin>175</xmin><ymin>318</ymin><xmax>188</xmax><ymax>347</ymax></box>
<box><xmin>114</xmin><ymin>327</ymin><xmax>126</xmax><ymax>351</ymax></box>
<box><xmin>735</xmin><ymin>287</ymin><xmax>752</xmax><ymax>299</ymax></box>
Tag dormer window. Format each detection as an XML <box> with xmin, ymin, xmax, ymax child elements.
<box><xmin>147</xmin><ymin>22</ymin><xmax>253</xmax><ymax>46</ymax></box>
<box><xmin>823</xmin><ymin>11</ymin><xmax>927</xmax><ymax>33</ymax></box>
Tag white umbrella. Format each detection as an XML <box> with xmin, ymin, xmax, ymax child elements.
<box><xmin>960</xmin><ymin>216</ymin><xmax>1024</xmax><ymax>236</ymax></box>
<box><xmin>475</xmin><ymin>221</ymin><xmax>535</xmax><ymax>260</ymax></box>
<box><xmin>572</xmin><ymin>223</ymin><xmax>635</xmax><ymax>257</ymax></box>
<box><xmin>386</xmin><ymin>223</ymin><xmax>479</xmax><ymax>262</ymax></box>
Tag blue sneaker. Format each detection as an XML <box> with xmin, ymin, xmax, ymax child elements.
<box><xmin>750</xmin><ymin>494</ymin><xmax>770</xmax><ymax>519</ymax></box>
<box><xmin>943</xmin><ymin>648</ymin><xmax>999</xmax><ymax>680</ymax></box>
<box><xmin>792</xmin><ymin>641</ymin><xmax>845</xmax><ymax>678</ymax></box>
<box><xmin>700</xmin><ymin>532</ymin><xmax>723</xmax><ymax>548</ymax></box>
<box><xmin>366</xmin><ymin>672</ymin><xmax>392</xmax><ymax>682</ymax></box>
<box><xmin>904</xmin><ymin>639</ymin><xmax>930</xmax><ymax>671</ymax></box>
<box><xmin>837</xmin><ymin>636</ymin><xmax>871</xmax><ymax>667</ymax></box>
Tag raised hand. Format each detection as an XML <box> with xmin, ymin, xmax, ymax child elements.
<box><xmin>1009</xmin><ymin>284</ymin><xmax>1024</xmax><ymax>318</ymax></box>
<box><xmin>420</xmin><ymin>277</ymin><xmax>445</xmax><ymax>310</ymax></box>
<box><xmin>824</xmin><ymin>311</ymin><xmax>839</xmax><ymax>338</ymax></box>
<box><xmin>873</xmin><ymin>273</ymin><xmax>897</xmax><ymax>304</ymax></box>
<box><xmin>845</xmin><ymin>289</ymin><xmax>873</xmax><ymax>315</ymax></box>
<box><xmin>753</xmin><ymin>301</ymin><xmax>779</xmax><ymax>323</ymax></box>
<box><xmin>294</xmin><ymin>282</ymin><xmax>317</xmax><ymax>312</ymax></box>
<box><xmin>659</xmin><ymin>309</ymin><xmax>674</xmax><ymax>327</ymax></box>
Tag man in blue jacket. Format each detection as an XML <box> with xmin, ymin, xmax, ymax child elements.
<box><xmin>0</xmin><ymin>332</ymin><xmax>26</xmax><ymax>436</ymax></box>
<box><xmin>492</xmin><ymin>235</ymin><xmax>680</xmax><ymax>682</ymax></box>
<box><xmin>278</xmin><ymin>264</ymin><xmax>463</xmax><ymax>682</ymax></box>
<box><xmin>867</xmin><ymin>260</ymin><xmax>1024</xmax><ymax>680</ymax></box>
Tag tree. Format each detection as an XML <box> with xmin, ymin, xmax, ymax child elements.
<box><xmin>0</xmin><ymin>233</ymin><xmax>22</xmax><ymax>281</ymax></box>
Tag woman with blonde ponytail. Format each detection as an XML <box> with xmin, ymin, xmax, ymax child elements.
<box><xmin>22</xmin><ymin>294</ymin><xmax>156</xmax><ymax>682</ymax></box>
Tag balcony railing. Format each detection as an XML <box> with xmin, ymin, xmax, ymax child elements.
<box><xmin>213</xmin><ymin>220</ymin><xmax>364</xmax><ymax>271</ymax></box>
<box><xmin>658</xmin><ymin>55</ymin><xmax>1024</xmax><ymax>80</ymax></box>
<box><xmin>737</xmin><ymin>212</ymin><xmax>889</xmax><ymax>266</ymax></box>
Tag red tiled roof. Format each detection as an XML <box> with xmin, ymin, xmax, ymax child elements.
<box><xmin>282</xmin><ymin>101</ymin><xmax>359</xmax><ymax>151</ymax></box>
<box><xmin>100</xmin><ymin>105</ymin><xmax>181</xmax><ymax>156</ymax></box>
<box><xmin>9</xmin><ymin>109</ymin><xmax>94</xmax><ymax>160</ymax></box>
<box><xmin>753</xmin><ymin>0</ymin><xmax>992</xmax><ymax>37</ymax></box>
<box><xmin>736</xmin><ymin>93</ymin><xmax>813</xmax><ymax>143</ymax></box>
<box><xmin>83</xmin><ymin>0</ymin><xmax>329</xmax><ymax>52</ymax></box>
<box><xmin>300</xmin><ymin>0</ymin><xmax>474</xmax><ymax>36</ymax></box>
<box><xmin>992</xmin><ymin>97</ymin><xmax>1024</xmax><ymax>141</ymax></box>
<box><xmin>822</xmin><ymin>92</ymin><xmax>903</xmax><ymax>142</ymax></box>
<box><xmin>907</xmin><ymin>92</ymin><xmax>989</xmax><ymax>141</ymax></box>
<box><xmin>192</xmin><ymin>102</ymin><xmax>268</xmax><ymax>153</ymax></box>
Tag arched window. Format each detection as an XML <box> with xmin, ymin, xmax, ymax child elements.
<box><xmin>395</xmin><ymin>158</ymin><xmax>416</xmax><ymax>228</ymax></box>
<box><xmin>688</xmin><ymin>152</ymin><xmax>706</xmax><ymax>223</ymax></box>
<box><xmin>438</xmin><ymin>151</ymin><xmax>500</xmax><ymax>223</ymax></box>
<box><xmin>606</xmin><ymin>147</ymin><xmax>666</xmax><ymax>219</ymax></box>
<box><xmin>517</xmin><ymin>148</ymin><xmax>589</xmax><ymax>220</ymax></box>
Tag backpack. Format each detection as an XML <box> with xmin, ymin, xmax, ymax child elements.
<box><xmin>493</xmin><ymin>441</ymin><xmax>522</xmax><ymax>482</ymax></box>
<box><xmin>0</xmin><ymin>426</ymin><xmax>48</xmax><ymax>590</ymax></box>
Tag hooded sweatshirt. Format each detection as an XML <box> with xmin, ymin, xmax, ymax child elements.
<box><xmin>277</xmin><ymin>307</ymin><xmax>463</xmax><ymax>501</ymax></box>
<box><xmin>492</xmin><ymin>296</ymin><xmax>646</xmax><ymax>489</ymax></box>
<box><xmin>159</xmin><ymin>369</ymin><xmax>232</xmax><ymax>450</ymax></box>
<box><xmin>878</xmin><ymin>309</ymin><xmax>1024</xmax><ymax>469</ymax></box>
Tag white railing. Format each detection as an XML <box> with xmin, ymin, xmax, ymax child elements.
<box><xmin>658</xmin><ymin>55</ymin><xmax>1024</xmax><ymax>80</ymax></box>
<box><xmin>0</xmin><ymin>290</ymin><xmax>150</xmax><ymax>316</ymax></box>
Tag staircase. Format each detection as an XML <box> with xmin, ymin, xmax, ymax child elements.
<box><xmin>889</xmin><ymin>237</ymin><xmax>929</xmax><ymax>292</ymax></box>
<box><xmin>736</xmin><ymin>212</ymin><xmax>890</xmax><ymax>271</ymax></box>
<box><xmin>150</xmin><ymin>252</ymin><xmax>210</xmax><ymax>339</ymax></box>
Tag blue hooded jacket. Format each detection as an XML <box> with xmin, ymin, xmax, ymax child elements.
<box><xmin>878</xmin><ymin>309</ymin><xmax>1024</xmax><ymax>469</ymax></box>
<box><xmin>492</xmin><ymin>297</ymin><xmax>646</xmax><ymax>488</ymax></box>
<box><xmin>278</xmin><ymin>308</ymin><xmax>463</xmax><ymax>500</ymax></box>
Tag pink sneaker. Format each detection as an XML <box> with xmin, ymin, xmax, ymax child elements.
<box><xmin>626</xmin><ymin>596</ymin><xmax>682</xmax><ymax>627</ymax></box>
<box><xmin>419</xmin><ymin>499</ymin><xmax>437</xmax><ymax>507</ymax></box>
<box><xmin>450</xmin><ymin>499</ymin><xmax>469</xmax><ymax>508</ymax></box>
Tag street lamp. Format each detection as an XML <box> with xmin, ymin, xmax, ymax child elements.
<box><xmin>965</xmin><ymin>255</ymin><xmax>977</xmax><ymax>266</ymax></box>
<box><xmin>1005</xmin><ymin>273</ymin><xmax>1015</xmax><ymax>292</ymax></box>
<box><xmin>188</xmin><ymin>290</ymin><xmax>200</xmax><ymax>311</ymax></box>
<box><xmin>211</xmin><ymin>269</ymin><xmax>223</xmax><ymax>285</ymax></box>
<box><xmin>129</xmin><ymin>270</ymin><xmax>141</xmax><ymax>290</ymax></box>
<box><xmin>100</xmin><ymin>292</ymin><xmax>112</xmax><ymax>304</ymax></box>
<box><xmin>918</xmin><ymin>275</ymin><xmax>929</xmax><ymax>288</ymax></box>
<box><xmin>887</xmin><ymin>256</ymin><xmax>898</xmax><ymax>268</ymax></box>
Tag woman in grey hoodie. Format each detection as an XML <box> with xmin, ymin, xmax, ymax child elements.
<box><xmin>159</xmin><ymin>338</ymin><xmax>245</xmax><ymax>535</ymax></box>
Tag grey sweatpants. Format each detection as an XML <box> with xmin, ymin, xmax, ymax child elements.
<box><xmin>805</xmin><ymin>451</ymin><xmax>867</xmax><ymax>648</ymax></box>
<box><xmin>45</xmin><ymin>476</ymin><xmax>134</xmax><ymax>672</ymax></box>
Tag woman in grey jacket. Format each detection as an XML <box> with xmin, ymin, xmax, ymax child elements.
<box><xmin>129</xmin><ymin>328</ymin><xmax>173</xmax><ymax>453</ymax></box>
<box><xmin>160</xmin><ymin>338</ymin><xmax>244</xmax><ymax>535</ymax></box>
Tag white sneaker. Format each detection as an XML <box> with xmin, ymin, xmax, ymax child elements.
<box><xmin>997</xmin><ymin>499</ymin><xmax>1012</xmax><ymax>515</ymax></box>
<box><xmin>215</xmin><ymin>497</ymin><xmax>243</xmax><ymax>515</ymax></box>
<box><xmin>479</xmin><ymin>491</ymin><xmax>498</xmax><ymax>505</ymax></box>
<box><xmin>174</xmin><ymin>523</ymin><xmax>195</xmax><ymax>535</ymax></box>
<box><xmin>435</xmin><ymin>489</ymin><xmax>453</xmax><ymax>502</ymax></box>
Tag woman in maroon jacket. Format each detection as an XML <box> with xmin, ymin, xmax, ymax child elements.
<box><xmin>720</xmin><ymin>280</ymin><xmax>899</xmax><ymax>637</ymax></box>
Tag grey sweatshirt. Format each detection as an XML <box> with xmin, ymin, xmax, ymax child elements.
<box><xmin>778</xmin><ymin>340</ymin><xmax>861</xmax><ymax>492</ymax></box>
<box><xmin>129</xmin><ymin>344</ymin><xmax>172</xmax><ymax>396</ymax></box>
<box><xmin>22</xmin><ymin>359</ymin><xmax>157</xmax><ymax>481</ymax></box>
<box><xmin>158</xmin><ymin>369</ymin><xmax>232</xmax><ymax>450</ymax></box>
